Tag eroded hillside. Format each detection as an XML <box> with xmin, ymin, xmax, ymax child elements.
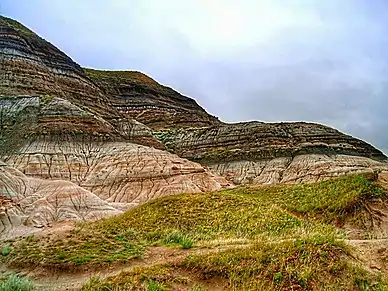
<box><xmin>1</xmin><ymin>15</ymin><xmax>388</xmax><ymax>291</ymax></box>
<box><xmin>1</xmin><ymin>173</ymin><xmax>387</xmax><ymax>290</ymax></box>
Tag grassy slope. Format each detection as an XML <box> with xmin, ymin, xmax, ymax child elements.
<box><xmin>83</xmin><ymin>238</ymin><xmax>386</xmax><ymax>291</ymax></box>
<box><xmin>0</xmin><ymin>16</ymin><xmax>36</xmax><ymax>36</ymax></box>
<box><xmin>84</xmin><ymin>68</ymin><xmax>160</xmax><ymax>87</ymax></box>
<box><xmin>2</xmin><ymin>173</ymin><xmax>388</xmax><ymax>289</ymax></box>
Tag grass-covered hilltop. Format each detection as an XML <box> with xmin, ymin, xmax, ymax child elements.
<box><xmin>2</xmin><ymin>172</ymin><xmax>388</xmax><ymax>290</ymax></box>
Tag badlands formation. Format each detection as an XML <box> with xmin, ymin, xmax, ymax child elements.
<box><xmin>0</xmin><ymin>15</ymin><xmax>387</xmax><ymax>239</ymax></box>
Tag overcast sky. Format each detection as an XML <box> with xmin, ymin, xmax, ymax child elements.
<box><xmin>2</xmin><ymin>0</ymin><xmax>388</xmax><ymax>154</ymax></box>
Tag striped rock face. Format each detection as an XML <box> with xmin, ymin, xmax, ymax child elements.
<box><xmin>1</xmin><ymin>16</ymin><xmax>387</xmax><ymax>239</ymax></box>
<box><xmin>1</xmin><ymin>141</ymin><xmax>232</xmax><ymax>239</ymax></box>
<box><xmin>154</xmin><ymin>122</ymin><xmax>388</xmax><ymax>184</ymax></box>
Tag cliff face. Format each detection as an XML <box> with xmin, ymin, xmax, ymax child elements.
<box><xmin>1</xmin><ymin>141</ymin><xmax>231</xmax><ymax>239</ymax></box>
<box><xmin>84</xmin><ymin>68</ymin><xmax>220</xmax><ymax>130</ymax></box>
<box><xmin>0</xmin><ymin>16</ymin><xmax>232</xmax><ymax>238</ymax></box>
<box><xmin>0</xmin><ymin>16</ymin><xmax>161</xmax><ymax>148</ymax></box>
<box><xmin>155</xmin><ymin>122</ymin><xmax>388</xmax><ymax>184</ymax></box>
<box><xmin>1</xmin><ymin>16</ymin><xmax>388</xmax><ymax>238</ymax></box>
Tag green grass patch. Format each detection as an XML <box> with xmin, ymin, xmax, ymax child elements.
<box><xmin>161</xmin><ymin>231</ymin><xmax>195</xmax><ymax>249</ymax></box>
<box><xmin>82</xmin><ymin>265</ymin><xmax>175</xmax><ymax>291</ymax></box>
<box><xmin>5</xmin><ymin>229</ymin><xmax>146</xmax><ymax>269</ymax></box>
<box><xmin>84</xmin><ymin>68</ymin><xmax>160</xmax><ymax>88</ymax></box>
<box><xmin>1</xmin><ymin>245</ymin><xmax>10</xmax><ymax>256</ymax></box>
<box><xmin>0</xmin><ymin>274</ymin><xmax>35</xmax><ymax>291</ymax></box>
<box><xmin>182</xmin><ymin>235</ymin><xmax>388</xmax><ymax>290</ymax></box>
<box><xmin>237</xmin><ymin>172</ymin><xmax>387</xmax><ymax>225</ymax></box>
<box><xmin>2</xmin><ymin>173</ymin><xmax>385</xmax><ymax>270</ymax></box>
<box><xmin>82</xmin><ymin>235</ymin><xmax>388</xmax><ymax>290</ymax></box>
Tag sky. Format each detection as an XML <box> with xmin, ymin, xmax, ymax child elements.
<box><xmin>2</xmin><ymin>0</ymin><xmax>388</xmax><ymax>154</ymax></box>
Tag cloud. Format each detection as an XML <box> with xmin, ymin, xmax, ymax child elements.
<box><xmin>2</xmin><ymin>0</ymin><xmax>388</xmax><ymax>154</ymax></box>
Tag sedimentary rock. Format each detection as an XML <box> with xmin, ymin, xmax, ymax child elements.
<box><xmin>0</xmin><ymin>162</ymin><xmax>123</xmax><ymax>239</ymax></box>
<box><xmin>6</xmin><ymin>141</ymin><xmax>232</xmax><ymax>204</ymax></box>
<box><xmin>155</xmin><ymin>122</ymin><xmax>388</xmax><ymax>184</ymax></box>
<box><xmin>1</xmin><ymin>140</ymin><xmax>232</xmax><ymax>239</ymax></box>
<box><xmin>0</xmin><ymin>16</ymin><xmax>162</xmax><ymax>148</ymax></box>
<box><xmin>84</xmin><ymin>68</ymin><xmax>220</xmax><ymax>130</ymax></box>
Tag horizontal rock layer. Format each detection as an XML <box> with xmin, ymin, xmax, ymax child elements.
<box><xmin>155</xmin><ymin>122</ymin><xmax>388</xmax><ymax>183</ymax></box>
<box><xmin>212</xmin><ymin>154</ymin><xmax>387</xmax><ymax>184</ymax></box>
<box><xmin>84</xmin><ymin>68</ymin><xmax>220</xmax><ymax>130</ymax></box>
<box><xmin>0</xmin><ymin>16</ymin><xmax>163</xmax><ymax>148</ymax></box>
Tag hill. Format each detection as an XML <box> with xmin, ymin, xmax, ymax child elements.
<box><xmin>1</xmin><ymin>172</ymin><xmax>387</xmax><ymax>289</ymax></box>
<box><xmin>1</xmin><ymin>15</ymin><xmax>388</xmax><ymax>290</ymax></box>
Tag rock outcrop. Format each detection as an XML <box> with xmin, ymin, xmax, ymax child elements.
<box><xmin>0</xmin><ymin>162</ymin><xmax>123</xmax><ymax>239</ymax></box>
<box><xmin>155</xmin><ymin>122</ymin><xmax>388</xmax><ymax>184</ymax></box>
<box><xmin>0</xmin><ymin>16</ymin><xmax>232</xmax><ymax>238</ymax></box>
<box><xmin>6</xmin><ymin>141</ymin><xmax>231</xmax><ymax>205</ymax></box>
<box><xmin>1</xmin><ymin>16</ymin><xmax>388</xmax><ymax>238</ymax></box>
<box><xmin>84</xmin><ymin>68</ymin><xmax>220</xmax><ymax>130</ymax></box>
<box><xmin>0</xmin><ymin>16</ymin><xmax>162</xmax><ymax>148</ymax></box>
<box><xmin>1</xmin><ymin>140</ymin><xmax>231</xmax><ymax>239</ymax></box>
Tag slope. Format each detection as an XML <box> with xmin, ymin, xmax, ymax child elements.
<box><xmin>1</xmin><ymin>172</ymin><xmax>387</xmax><ymax>290</ymax></box>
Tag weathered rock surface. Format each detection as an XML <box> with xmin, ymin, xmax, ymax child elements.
<box><xmin>212</xmin><ymin>154</ymin><xmax>387</xmax><ymax>184</ymax></box>
<box><xmin>1</xmin><ymin>140</ymin><xmax>232</xmax><ymax>239</ymax></box>
<box><xmin>155</xmin><ymin>122</ymin><xmax>388</xmax><ymax>184</ymax></box>
<box><xmin>0</xmin><ymin>16</ymin><xmax>162</xmax><ymax>148</ymax></box>
<box><xmin>84</xmin><ymin>69</ymin><xmax>220</xmax><ymax>130</ymax></box>
<box><xmin>6</xmin><ymin>141</ymin><xmax>232</xmax><ymax>204</ymax></box>
<box><xmin>0</xmin><ymin>162</ymin><xmax>123</xmax><ymax>239</ymax></box>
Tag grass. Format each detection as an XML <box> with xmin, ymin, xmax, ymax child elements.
<box><xmin>6</xmin><ymin>228</ymin><xmax>147</xmax><ymax>269</ymax></box>
<box><xmin>82</xmin><ymin>266</ymin><xmax>174</xmax><ymax>291</ymax></box>
<box><xmin>182</xmin><ymin>236</ymin><xmax>388</xmax><ymax>290</ymax></box>
<box><xmin>84</xmin><ymin>68</ymin><xmax>160</xmax><ymax>87</ymax></box>
<box><xmin>241</xmin><ymin>172</ymin><xmax>388</xmax><ymax>226</ymax></box>
<box><xmin>161</xmin><ymin>231</ymin><xmax>195</xmax><ymax>249</ymax></box>
<box><xmin>1</xmin><ymin>245</ymin><xmax>10</xmax><ymax>256</ymax></box>
<box><xmin>82</xmin><ymin>235</ymin><xmax>388</xmax><ymax>290</ymax></box>
<box><xmin>0</xmin><ymin>274</ymin><xmax>35</xmax><ymax>291</ymax></box>
<box><xmin>0</xmin><ymin>16</ymin><xmax>36</xmax><ymax>36</ymax></box>
<box><xmin>1</xmin><ymin>173</ymin><xmax>386</xmax><ymax>271</ymax></box>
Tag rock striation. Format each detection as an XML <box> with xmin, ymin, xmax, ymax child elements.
<box><xmin>84</xmin><ymin>68</ymin><xmax>220</xmax><ymax>130</ymax></box>
<box><xmin>0</xmin><ymin>162</ymin><xmax>123</xmax><ymax>239</ymax></box>
<box><xmin>1</xmin><ymin>140</ymin><xmax>231</xmax><ymax>239</ymax></box>
<box><xmin>1</xmin><ymin>16</ymin><xmax>388</xmax><ymax>238</ymax></box>
<box><xmin>155</xmin><ymin>122</ymin><xmax>388</xmax><ymax>184</ymax></box>
<box><xmin>0</xmin><ymin>16</ymin><xmax>232</xmax><ymax>238</ymax></box>
<box><xmin>0</xmin><ymin>16</ymin><xmax>162</xmax><ymax>148</ymax></box>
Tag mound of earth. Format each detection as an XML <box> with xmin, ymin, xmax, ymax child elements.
<box><xmin>0</xmin><ymin>162</ymin><xmax>122</xmax><ymax>240</ymax></box>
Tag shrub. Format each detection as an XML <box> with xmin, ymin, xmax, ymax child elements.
<box><xmin>162</xmin><ymin>231</ymin><xmax>194</xmax><ymax>249</ymax></box>
<box><xmin>0</xmin><ymin>274</ymin><xmax>35</xmax><ymax>291</ymax></box>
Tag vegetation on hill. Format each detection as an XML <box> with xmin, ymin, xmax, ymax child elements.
<box><xmin>0</xmin><ymin>274</ymin><xmax>35</xmax><ymax>291</ymax></box>
<box><xmin>82</xmin><ymin>237</ymin><xmax>387</xmax><ymax>290</ymax></box>
<box><xmin>2</xmin><ymin>173</ymin><xmax>386</xmax><ymax>271</ymax></box>
<box><xmin>84</xmin><ymin>68</ymin><xmax>160</xmax><ymax>87</ymax></box>
<box><xmin>0</xmin><ymin>16</ymin><xmax>36</xmax><ymax>36</ymax></box>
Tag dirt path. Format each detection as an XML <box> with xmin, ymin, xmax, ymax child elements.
<box><xmin>2</xmin><ymin>237</ymin><xmax>387</xmax><ymax>290</ymax></box>
<box><xmin>346</xmin><ymin>238</ymin><xmax>388</xmax><ymax>274</ymax></box>
<box><xmin>14</xmin><ymin>244</ymin><xmax>249</xmax><ymax>291</ymax></box>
